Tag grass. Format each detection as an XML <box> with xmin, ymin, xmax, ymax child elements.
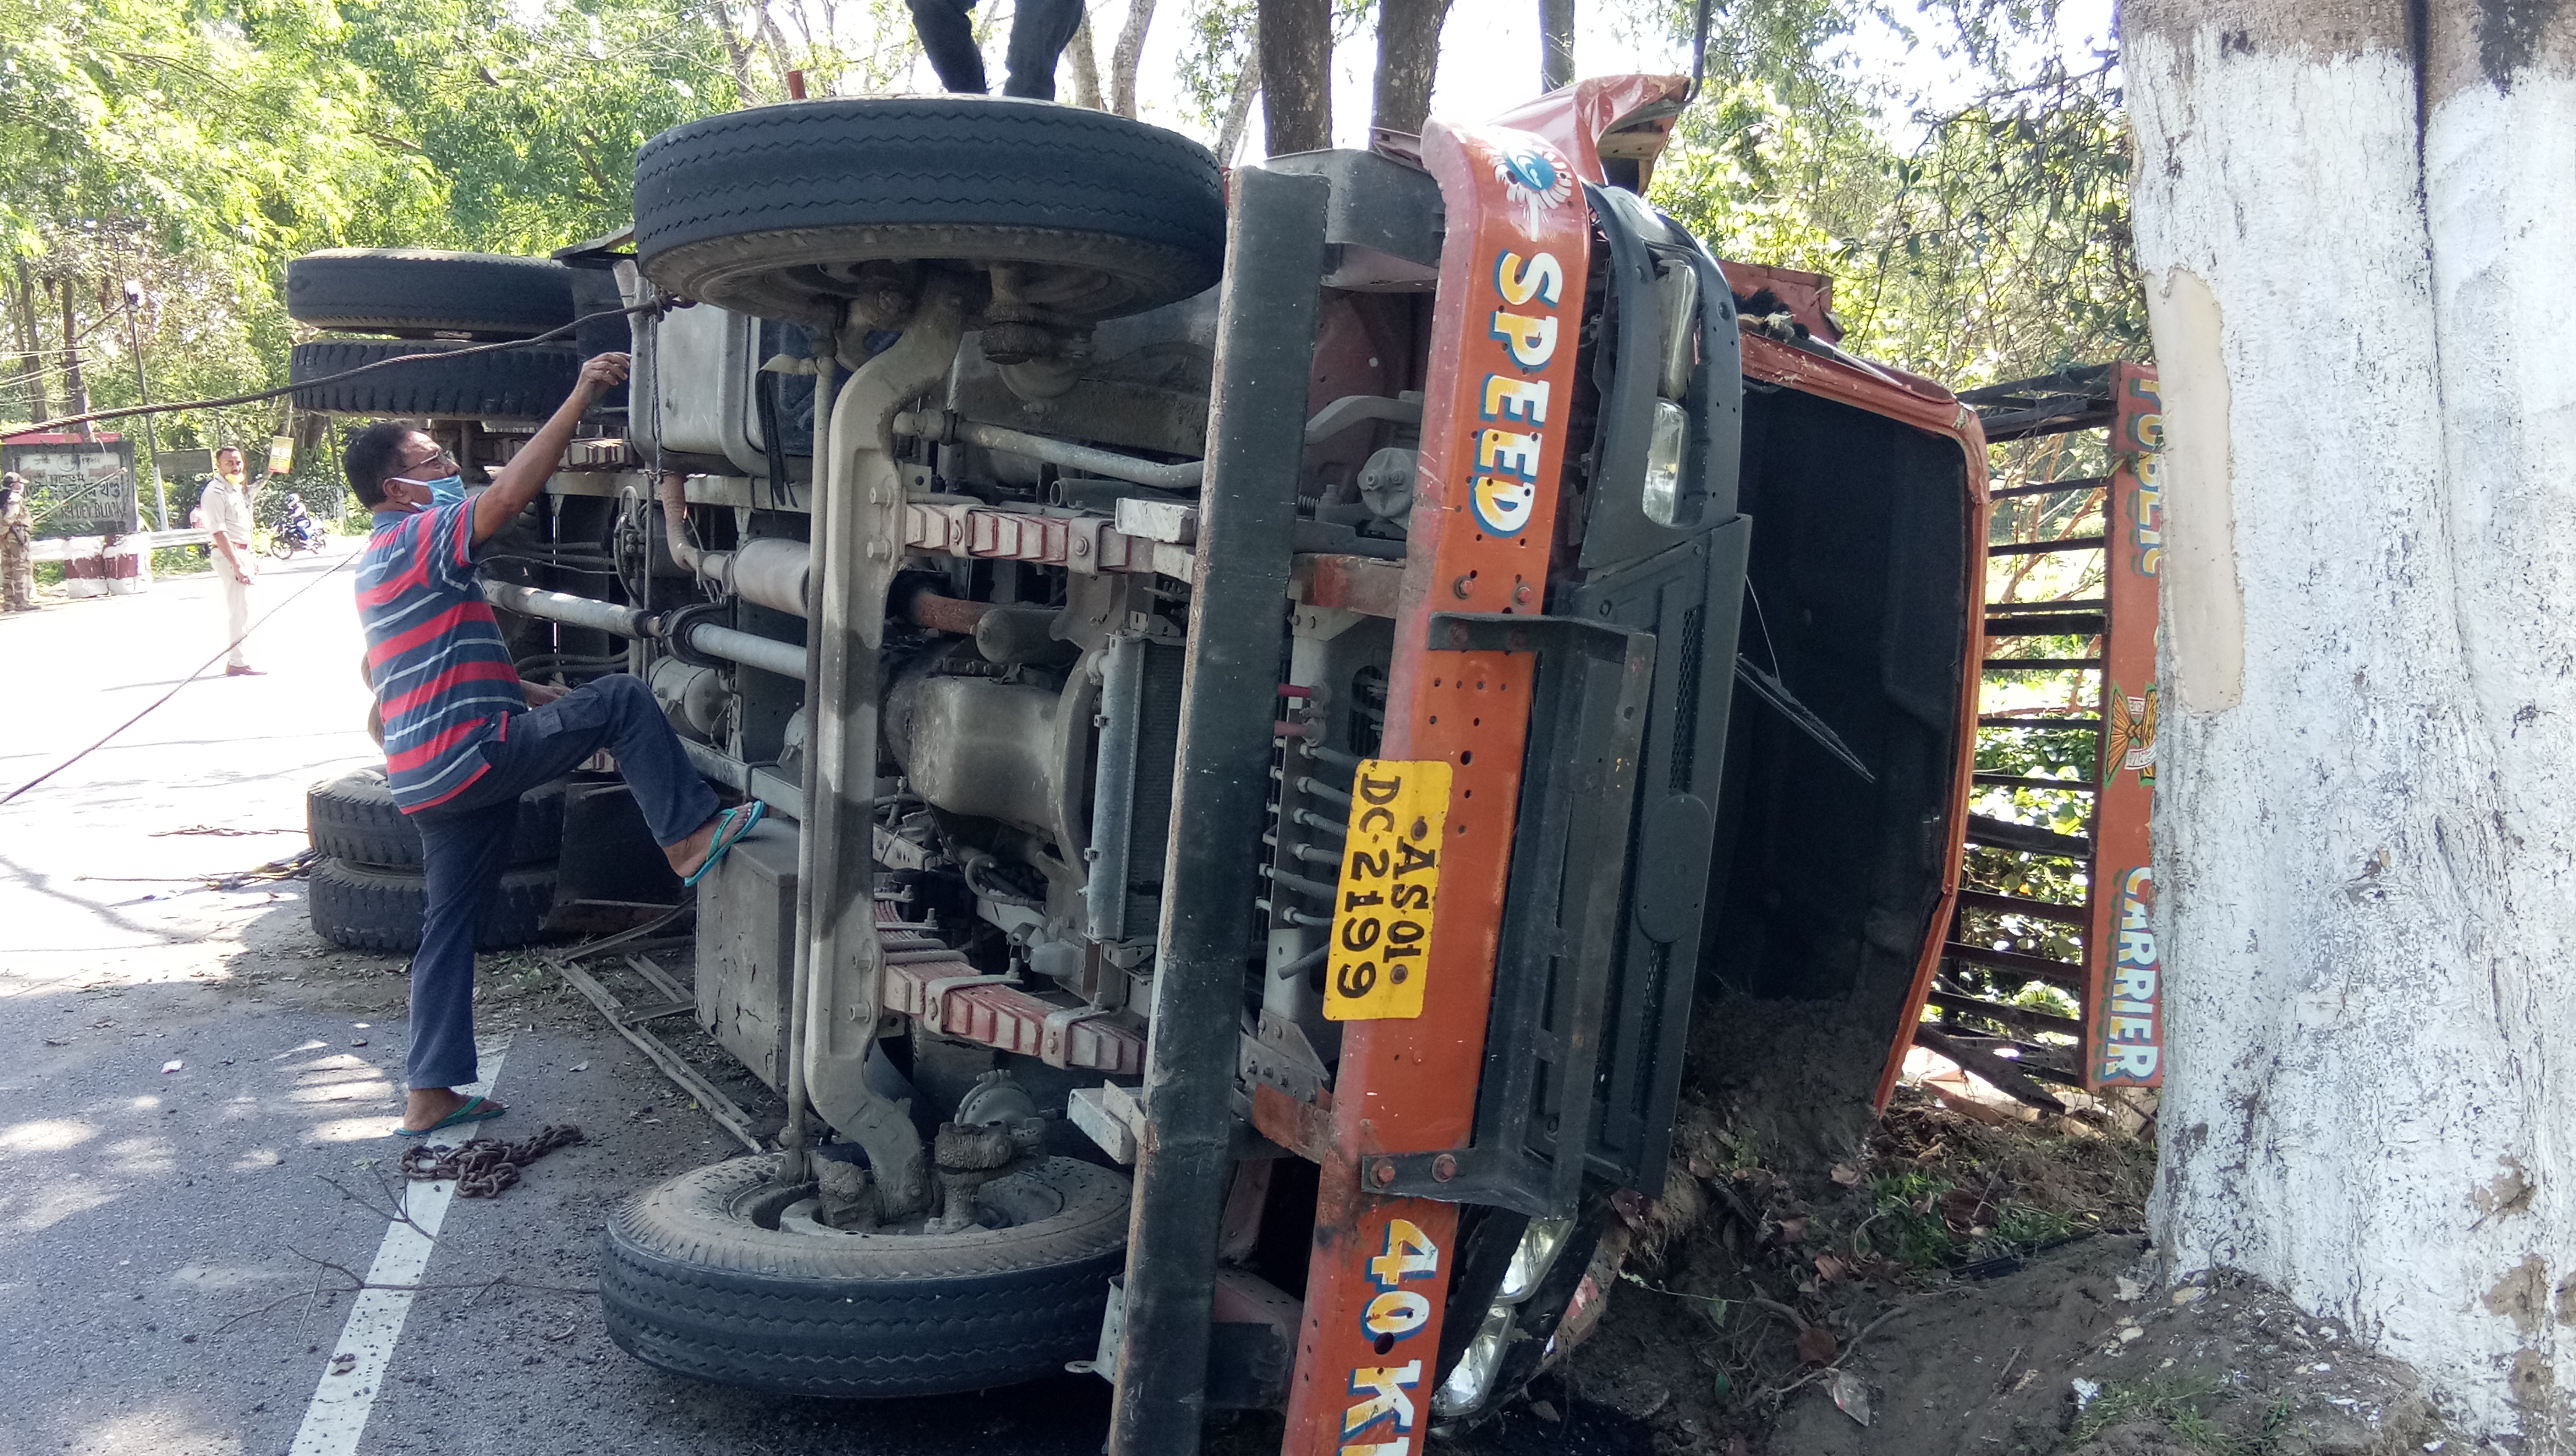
<box><xmin>1858</xmin><ymin>1171</ymin><xmax>1960</xmax><ymax>1268</ymax></box>
<box><xmin>1853</xmin><ymin>1172</ymin><xmax>2090</xmax><ymax>1273</ymax></box>
<box><xmin>2069</xmin><ymin>1376</ymin><xmax>2300</xmax><ymax>1455</ymax></box>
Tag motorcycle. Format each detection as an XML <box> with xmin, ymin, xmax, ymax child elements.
<box><xmin>266</xmin><ymin>494</ymin><xmax>329</xmax><ymax>559</ymax></box>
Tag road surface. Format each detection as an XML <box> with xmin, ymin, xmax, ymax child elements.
<box><xmin>0</xmin><ymin>544</ymin><xmax>1118</xmax><ymax>1456</ymax></box>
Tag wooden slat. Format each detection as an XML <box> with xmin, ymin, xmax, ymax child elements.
<box><xmin>1965</xmin><ymin>813</ymin><xmax>2091</xmax><ymax>859</ymax></box>
<box><xmin>1944</xmin><ymin>940</ymin><xmax>2086</xmax><ymax>988</ymax></box>
<box><xmin>1983</xmin><ymin>614</ymin><xmax>2105</xmax><ymax>638</ymax></box>
<box><xmin>1926</xmin><ymin>987</ymin><xmax>2082</xmax><ymax>1039</ymax></box>
<box><xmin>1978</xmin><ymin>716</ymin><xmax>2102</xmax><ymax>729</ymax></box>
<box><xmin>1987</xmin><ymin>599</ymin><xmax>2105</xmax><ymax>618</ymax></box>
<box><xmin>1955</xmin><ymin>886</ymin><xmax>2090</xmax><ymax>925</ymax></box>
<box><xmin>1971</xmin><ymin>773</ymin><xmax>2097</xmax><ymax>796</ymax></box>
<box><xmin>1983</xmin><ymin>658</ymin><xmax>2102</xmax><ymax>671</ymax></box>
<box><xmin>1980</xmin><ymin>402</ymin><xmax>2117</xmax><ymax>442</ymax></box>
<box><xmin>1988</xmin><ymin>474</ymin><xmax>2109</xmax><ymax>500</ymax></box>
<box><xmin>1913</xmin><ymin>1025</ymin><xmax>2067</xmax><ymax>1111</ymax></box>
<box><xmin>1987</xmin><ymin>535</ymin><xmax>2107</xmax><ymax>557</ymax></box>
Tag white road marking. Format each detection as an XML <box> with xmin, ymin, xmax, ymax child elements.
<box><xmin>287</xmin><ymin>1039</ymin><xmax>510</xmax><ymax>1456</ymax></box>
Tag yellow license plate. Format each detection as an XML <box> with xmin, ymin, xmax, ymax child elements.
<box><xmin>1323</xmin><ymin>758</ymin><xmax>1451</xmax><ymax>1021</ymax></box>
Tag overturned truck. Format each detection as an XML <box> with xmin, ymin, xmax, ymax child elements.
<box><xmin>292</xmin><ymin>75</ymin><xmax>1986</xmax><ymax>1456</ymax></box>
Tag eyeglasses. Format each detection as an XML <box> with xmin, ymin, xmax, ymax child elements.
<box><xmin>394</xmin><ymin>449</ymin><xmax>459</xmax><ymax>479</ymax></box>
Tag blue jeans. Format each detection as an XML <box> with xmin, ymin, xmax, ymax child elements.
<box><xmin>907</xmin><ymin>0</ymin><xmax>1086</xmax><ymax>100</ymax></box>
<box><xmin>403</xmin><ymin>674</ymin><xmax>717</xmax><ymax>1090</ymax></box>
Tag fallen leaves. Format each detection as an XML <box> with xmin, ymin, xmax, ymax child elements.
<box><xmin>1795</xmin><ymin>1324</ymin><xmax>1839</xmax><ymax>1365</ymax></box>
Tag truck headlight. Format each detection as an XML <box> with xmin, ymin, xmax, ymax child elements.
<box><xmin>1434</xmin><ymin>1304</ymin><xmax>1513</xmax><ymax>1417</ymax></box>
<box><xmin>1499</xmin><ymin>1216</ymin><xmax>1573</xmax><ymax>1303</ymax></box>
<box><xmin>1643</xmin><ymin>400</ymin><xmax>1689</xmax><ymax>526</ymax></box>
<box><xmin>1432</xmin><ymin>1216</ymin><xmax>1579</xmax><ymax>1418</ymax></box>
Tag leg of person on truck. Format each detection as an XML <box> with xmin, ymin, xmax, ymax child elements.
<box><xmin>905</xmin><ymin>0</ymin><xmax>1087</xmax><ymax>100</ymax></box>
<box><xmin>341</xmin><ymin>365</ymin><xmax>760</xmax><ymax>1135</ymax></box>
<box><xmin>404</xmin><ymin>673</ymin><xmax>733</xmax><ymax>1113</ymax></box>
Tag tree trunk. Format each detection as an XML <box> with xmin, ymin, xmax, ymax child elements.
<box><xmin>56</xmin><ymin>279</ymin><xmax>90</xmax><ymax>437</ymax></box>
<box><xmin>1214</xmin><ymin>45</ymin><xmax>1263</xmax><ymax>164</ymax></box>
<box><xmin>1256</xmin><ymin>0</ymin><xmax>1331</xmax><ymax>155</ymax></box>
<box><xmin>1066</xmin><ymin>15</ymin><xmax>1104</xmax><ymax>108</ymax></box>
<box><xmin>2126</xmin><ymin>0</ymin><xmax>2576</xmax><ymax>1442</ymax></box>
<box><xmin>708</xmin><ymin>0</ymin><xmax>765</xmax><ymax>104</ymax></box>
<box><xmin>1539</xmin><ymin>0</ymin><xmax>1573</xmax><ymax>90</ymax></box>
<box><xmin>1108</xmin><ymin>0</ymin><xmax>1156</xmax><ymax>118</ymax></box>
<box><xmin>1370</xmin><ymin>0</ymin><xmax>1450</xmax><ymax>136</ymax></box>
<box><xmin>14</xmin><ymin>264</ymin><xmax>48</xmax><ymax>425</ymax></box>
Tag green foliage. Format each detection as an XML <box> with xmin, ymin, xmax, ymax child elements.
<box><xmin>1858</xmin><ymin>1171</ymin><xmax>1959</xmax><ymax>1268</ymax></box>
<box><xmin>150</xmin><ymin>543</ymin><xmax>211</xmax><ymax>576</ymax></box>
<box><xmin>1636</xmin><ymin>0</ymin><xmax>2145</xmax><ymax>388</ymax></box>
<box><xmin>1980</xmin><ymin>1198</ymin><xmax>2075</xmax><ymax>1250</ymax></box>
<box><xmin>331</xmin><ymin>0</ymin><xmax>744</xmax><ymax>254</ymax></box>
<box><xmin>2069</xmin><ymin>1376</ymin><xmax>2300</xmax><ymax>1455</ymax></box>
<box><xmin>1</xmin><ymin>0</ymin><xmax>753</xmax><ymax>457</ymax></box>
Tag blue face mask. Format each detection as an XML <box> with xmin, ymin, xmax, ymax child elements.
<box><xmin>416</xmin><ymin>474</ymin><xmax>466</xmax><ymax>509</ymax></box>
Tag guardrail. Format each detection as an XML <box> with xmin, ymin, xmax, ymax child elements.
<box><xmin>29</xmin><ymin>528</ymin><xmax>212</xmax><ymax>562</ymax></box>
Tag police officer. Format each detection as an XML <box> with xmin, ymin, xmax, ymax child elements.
<box><xmin>200</xmin><ymin>446</ymin><xmax>259</xmax><ymax>675</ymax></box>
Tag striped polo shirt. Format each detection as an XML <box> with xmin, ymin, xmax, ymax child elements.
<box><xmin>357</xmin><ymin>501</ymin><xmax>525</xmax><ymax>812</ymax></box>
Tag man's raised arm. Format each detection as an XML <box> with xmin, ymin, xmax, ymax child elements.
<box><xmin>471</xmin><ymin>352</ymin><xmax>632</xmax><ymax>545</ymax></box>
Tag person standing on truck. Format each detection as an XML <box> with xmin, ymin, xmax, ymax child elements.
<box><xmin>345</xmin><ymin>354</ymin><xmax>765</xmax><ymax>1138</ymax></box>
<box><xmin>907</xmin><ymin>0</ymin><xmax>1086</xmax><ymax>100</ymax></box>
<box><xmin>201</xmin><ymin>446</ymin><xmax>259</xmax><ymax>675</ymax></box>
<box><xmin>1</xmin><ymin>472</ymin><xmax>37</xmax><ymax>612</ymax></box>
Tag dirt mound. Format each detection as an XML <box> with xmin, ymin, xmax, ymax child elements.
<box><xmin>1531</xmin><ymin>1087</ymin><xmax>2462</xmax><ymax>1455</ymax></box>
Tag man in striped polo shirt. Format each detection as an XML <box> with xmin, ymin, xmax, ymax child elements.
<box><xmin>349</xmin><ymin>352</ymin><xmax>759</xmax><ymax>1137</ymax></box>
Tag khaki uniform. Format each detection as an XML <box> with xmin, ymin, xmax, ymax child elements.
<box><xmin>201</xmin><ymin>477</ymin><xmax>255</xmax><ymax>667</ymax></box>
<box><xmin>1</xmin><ymin>480</ymin><xmax>34</xmax><ymax>612</ymax></box>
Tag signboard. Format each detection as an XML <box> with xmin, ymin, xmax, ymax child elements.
<box><xmin>4</xmin><ymin>433</ymin><xmax>138</xmax><ymax>539</ymax></box>
<box><xmin>2084</xmin><ymin>364</ymin><xmax>2162</xmax><ymax>1089</ymax></box>
<box><xmin>156</xmin><ymin>447</ymin><xmax>214</xmax><ymax>483</ymax></box>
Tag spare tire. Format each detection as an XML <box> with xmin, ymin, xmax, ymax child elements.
<box><xmin>601</xmin><ymin>1154</ymin><xmax>1129</xmax><ymax>1397</ymax></box>
<box><xmin>291</xmin><ymin>339</ymin><xmax>581</xmax><ymax>420</ymax></box>
<box><xmin>308</xmin><ymin>858</ymin><xmax>557</xmax><ymax>953</ymax></box>
<box><xmin>306</xmin><ymin>768</ymin><xmax>567</xmax><ymax>869</ymax></box>
<box><xmin>633</xmin><ymin>97</ymin><xmax>1225</xmax><ymax>326</ymax></box>
<box><xmin>287</xmin><ymin>249</ymin><xmax>577</xmax><ymax>339</ymax></box>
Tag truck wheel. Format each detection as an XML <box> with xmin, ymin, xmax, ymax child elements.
<box><xmin>305</xmin><ymin>768</ymin><xmax>567</xmax><ymax>869</ymax></box>
<box><xmin>307</xmin><ymin>858</ymin><xmax>557</xmax><ymax>953</ymax></box>
<box><xmin>632</xmin><ymin>97</ymin><xmax>1225</xmax><ymax>326</ymax></box>
<box><xmin>286</xmin><ymin>249</ymin><xmax>577</xmax><ymax>339</ymax></box>
<box><xmin>290</xmin><ymin>339</ymin><xmax>583</xmax><ymax>420</ymax></box>
<box><xmin>601</xmin><ymin>1154</ymin><xmax>1129</xmax><ymax>1397</ymax></box>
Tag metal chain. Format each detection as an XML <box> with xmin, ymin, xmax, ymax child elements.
<box><xmin>399</xmin><ymin>1124</ymin><xmax>586</xmax><ymax>1198</ymax></box>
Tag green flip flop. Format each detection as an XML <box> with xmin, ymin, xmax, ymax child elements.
<box><xmin>394</xmin><ymin>1094</ymin><xmax>505</xmax><ymax>1138</ymax></box>
<box><xmin>682</xmin><ymin>801</ymin><xmax>767</xmax><ymax>888</ymax></box>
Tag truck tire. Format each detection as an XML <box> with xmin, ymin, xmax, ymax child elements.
<box><xmin>290</xmin><ymin>339</ymin><xmax>583</xmax><ymax>420</ymax></box>
<box><xmin>305</xmin><ymin>768</ymin><xmax>567</xmax><ymax>869</ymax></box>
<box><xmin>307</xmin><ymin>858</ymin><xmax>557</xmax><ymax>953</ymax></box>
<box><xmin>287</xmin><ymin>249</ymin><xmax>577</xmax><ymax>339</ymax></box>
<box><xmin>633</xmin><ymin>97</ymin><xmax>1224</xmax><ymax>326</ymax></box>
<box><xmin>600</xmin><ymin>1154</ymin><xmax>1129</xmax><ymax>1397</ymax></box>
